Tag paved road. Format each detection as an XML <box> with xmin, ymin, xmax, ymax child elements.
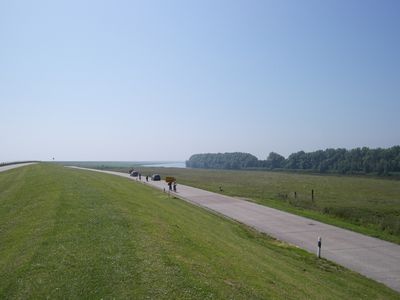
<box><xmin>68</xmin><ymin>166</ymin><xmax>400</xmax><ymax>293</ymax></box>
<box><xmin>0</xmin><ymin>163</ymin><xmax>37</xmax><ymax>173</ymax></box>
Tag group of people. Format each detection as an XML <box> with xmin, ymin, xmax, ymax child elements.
<box><xmin>168</xmin><ymin>180</ymin><xmax>177</xmax><ymax>192</ymax></box>
<box><xmin>129</xmin><ymin>169</ymin><xmax>151</xmax><ymax>182</ymax></box>
<box><xmin>129</xmin><ymin>168</ymin><xmax>178</xmax><ymax>192</ymax></box>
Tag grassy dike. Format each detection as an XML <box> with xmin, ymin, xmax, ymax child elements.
<box><xmin>0</xmin><ymin>164</ymin><xmax>398</xmax><ymax>299</ymax></box>
<box><xmin>119</xmin><ymin>166</ymin><xmax>400</xmax><ymax>244</ymax></box>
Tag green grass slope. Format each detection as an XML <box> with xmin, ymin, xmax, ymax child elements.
<box><xmin>0</xmin><ymin>164</ymin><xmax>398</xmax><ymax>299</ymax></box>
<box><xmin>120</xmin><ymin>166</ymin><xmax>400</xmax><ymax>244</ymax></box>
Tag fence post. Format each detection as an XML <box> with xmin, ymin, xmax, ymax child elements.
<box><xmin>317</xmin><ymin>237</ymin><xmax>322</xmax><ymax>258</ymax></box>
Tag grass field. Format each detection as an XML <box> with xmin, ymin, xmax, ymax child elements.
<box><xmin>99</xmin><ymin>165</ymin><xmax>400</xmax><ymax>244</ymax></box>
<box><xmin>1</xmin><ymin>164</ymin><xmax>398</xmax><ymax>298</ymax></box>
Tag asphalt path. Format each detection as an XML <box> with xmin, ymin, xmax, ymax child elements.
<box><xmin>0</xmin><ymin>163</ymin><xmax>37</xmax><ymax>173</ymax></box>
<box><xmin>67</xmin><ymin>166</ymin><xmax>400</xmax><ymax>293</ymax></box>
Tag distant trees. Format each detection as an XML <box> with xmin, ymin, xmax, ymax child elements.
<box><xmin>186</xmin><ymin>152</ymin><xmax>258</xmax><ymax>170</ymax></box>
<box><xmin>265</xmin><ymin>152</ymin><xmax>285</xmax><ymax>169</ymax></box>
<box><xmin>283</xmin><ymin>146</ymin><xmax>400</xmax><ymax>175</ymax></box>
<box><xmin>186</xmin><ymin>146</ymin><xmax>400</xmax><ymax>176</ymax></box>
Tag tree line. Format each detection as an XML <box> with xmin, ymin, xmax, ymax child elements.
<box><xmin>186</xmin><ymin>146</ymin><xmax>400</xmax><ymax>175</ymax></box>
<box><xmin>186</xmin><ymin>152</ymin><xmax>259</xmax><ymax>170</ymax></box>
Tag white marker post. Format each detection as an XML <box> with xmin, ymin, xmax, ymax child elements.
<box><xmin>317</xmin><ymin>237</ymin><xmax>322</xmax><ymax>258</ymax></box>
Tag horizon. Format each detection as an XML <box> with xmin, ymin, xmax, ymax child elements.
<box><xmin>2</xmin><ymin>0</ymin><xmax>399</xmax><ymax>161</ymax></box>
<box><xmin>3</xmin><ymin>143</ymin><xmax>399</xmax><ymax>163</ymax></box>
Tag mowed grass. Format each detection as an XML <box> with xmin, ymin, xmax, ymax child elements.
<box><xmin>0</xmin><ymin>164</ymin><xmax>398</xmax><ymax>299</ymax></box>
<box><xmin>111</xmin><ymin>166</ymin><xmax>400</xmax><ymax>244</ymax></box>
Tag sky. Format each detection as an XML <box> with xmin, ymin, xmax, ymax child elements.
<box><xmin>1</xmin><ymin>0</ymin><xmax>399</xmax><ymax>161</ymax></box>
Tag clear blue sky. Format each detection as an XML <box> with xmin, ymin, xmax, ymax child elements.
<box><xmin>1</xmin><ymin>0</ymin><xmax>399</xmax><ymax>161</ymax></box>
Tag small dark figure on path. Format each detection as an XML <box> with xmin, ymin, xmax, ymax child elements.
<box><xmin>168</xmin><ymin>181</ymin><xmax>172</xmax><ymax>191</ymax></box>
<box><xmin>173</xmin><ymin>182</ymin><xmax>177</xmax><ymax>192</ymax></box>
<box><xmin>146</xmin><ymin>175</ymin><xmax>149</xmax><ymax>182</ymax></box>
<box><xmin>139</xmin><ymin>173</ymin><xmax>141</xmax><ymax>180</ymax></box>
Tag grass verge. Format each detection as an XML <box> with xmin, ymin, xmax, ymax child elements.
<box><xmin>108</xmin><ymin>166</ymin><xmax>400</xmax><ymax>244</ymax></box>
<box><xmin>1</xmin><ymin>164</ymin><xmax>398</xmax><ymax>298</ymax></box>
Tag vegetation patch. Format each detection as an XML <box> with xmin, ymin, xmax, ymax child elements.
<box><xmin>100</xmin><ymin>165</ymin><xmax>400</xmax><ymax>244</ymax></box>
<box><xmin>186</xmin><ymin>147</ymin><xmax>400</xmax><ymax>176</ymax></box>
<box><xmin>0</xmin><ymin>164</ymin><xmax>398</xmax><ymax>298</ymax></box>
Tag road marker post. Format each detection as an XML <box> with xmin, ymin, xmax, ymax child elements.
<box><xmin>317</xmin><ymin>237</ymin><xmax>322</xmax><ymax>258</ymax></box>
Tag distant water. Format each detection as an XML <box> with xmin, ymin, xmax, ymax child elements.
<box><xmin>140</xmin><ymin>162</ymin><xmax>186</xmax><ymax>168</ymax></box>
<box><xmin>58</xmin><ymin>161</ymin><xmax>186</xmax><ymax>169</ymax></box>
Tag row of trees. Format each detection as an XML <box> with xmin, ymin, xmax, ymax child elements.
<box><xmin>186</xmin><ymin>152</ymin><xmax>259</xmax><ymax>170</ymax></box>
<box><xmin>186</xmin><ymin>146</ymin><xmax>400</xmax><ymax>175</ymax></box>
